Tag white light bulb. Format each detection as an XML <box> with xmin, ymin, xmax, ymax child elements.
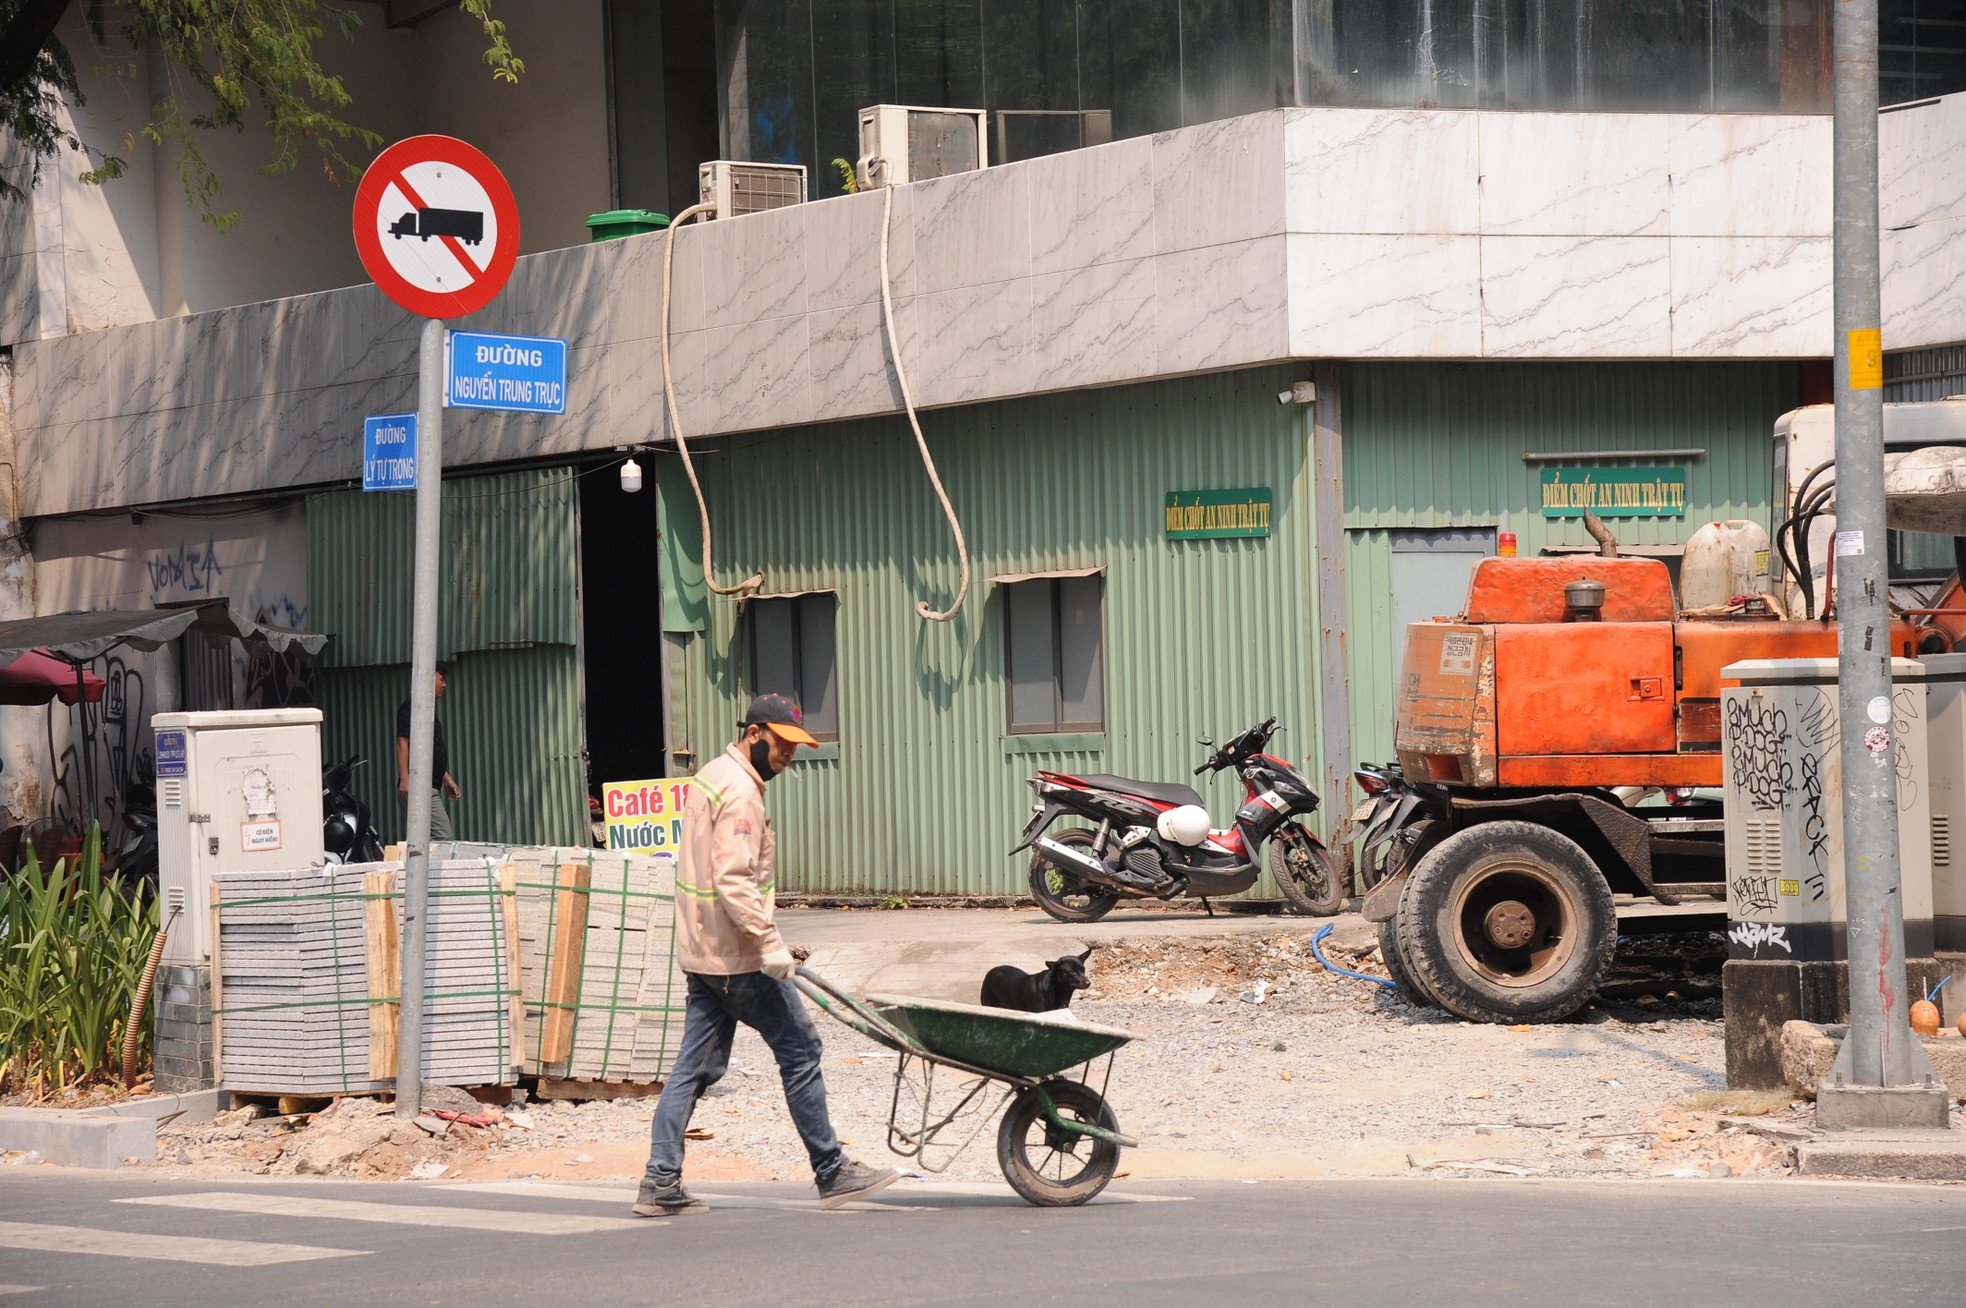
<box><xmin>620</xmin><ymin>456</ymin><xmax>643</xmax><ymax>493</ymax></box>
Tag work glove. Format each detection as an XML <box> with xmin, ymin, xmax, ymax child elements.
<box><xmin>761</xmin><ymin>949</ymin><xmax>796</xmax><ymax>980</ymax></box>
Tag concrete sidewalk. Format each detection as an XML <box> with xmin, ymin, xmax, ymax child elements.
<box><xmin>780</xmin><ymin>904</ymin><xmax>1365</xmax><ymax>1003</ymax></box>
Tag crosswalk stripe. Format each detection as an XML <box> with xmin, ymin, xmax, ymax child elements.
<box><xmin>441</xmin><ymin>1178</ymin><xmax>1187</xmax><ymax>1207</ymax></box>
<box><xmin>116</xmin><ymin>1192</ymin><xmax>647</xmax><ymax>1235</ymax></box>
<box><xmin>0</xmin><ymin>1220</ymin><xmax>362</xmax><ymax>1267</ymax></box>
<box><xmin>437</xmin><ymin>1180</ymin><xmax>923</xmax><ymax>1212</ymax></box>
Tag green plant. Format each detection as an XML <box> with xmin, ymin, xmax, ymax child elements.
<box><xmin>879</xmin><ymin>894</ymin><xmax>910</xmax><ymax>911</ymax></box>
<box><xmin>832</xmin><ymin>157</ymin><xmax>858</xmax><ymax>194</ymax></box>
<box><xmin>0</xmin><ymin>828</ymin><xmax>159</xmax><ymax>1098</ymax></box>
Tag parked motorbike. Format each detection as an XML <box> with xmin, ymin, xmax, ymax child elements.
<box><xmin>1341</xmin><ymin>761</ymin><xmax>1448</xmax><ymax>1006</ymax></box>
<box><xmin>1011</xmin><ymin>717</ymin><xmax>1341</xmax><ymax>923</ymax></box>
<box><xmin>323</xmin><ymin>755</ymin><xmax>386</xmax><ymax>864</ymax></box>
<box><xmin>111</xmin><ymin>776</ymin><xmax>159</xmax><ymax>886</ymax></box>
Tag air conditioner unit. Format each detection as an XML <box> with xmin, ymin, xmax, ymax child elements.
<box><xmin>698</xmin><ymin>160</ymin><xmax>808</xmax><ymax>219</ymax></box>
<box><xmin>992</xmin><ymin>109</ymin><xmax>1114</xmax><ymax>165</ymax></box>
<box><xmin>856</xmin><ymin>105</ymin><xmax>988</xmax><ymax>189</ymax></box>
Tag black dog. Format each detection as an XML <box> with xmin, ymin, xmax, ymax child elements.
<box><xmin>980</xmin><ymin>948</ymin><xmax>1093</xmax><ymax>1013</ymax></box>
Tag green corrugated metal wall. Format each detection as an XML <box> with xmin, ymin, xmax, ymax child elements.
<box><xmin>674</xmin><ymin>366</ymin><xmax>1318</xmax><ymax>897</ymax></box>
<box><xmin>307</xmin><ymin>470</ymin><xmax>587</xmax><ymax>846</ymax></box>
<box><xmin>1341</xmin><ymin>361</ymin><xmax>1802</xmax><ymax>763</ymax></box>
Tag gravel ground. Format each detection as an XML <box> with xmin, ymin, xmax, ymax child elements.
<box><xmin>135</xmin><ymin>930</ymin><xmax>1835</xmax><ymax>1186</ymax></box>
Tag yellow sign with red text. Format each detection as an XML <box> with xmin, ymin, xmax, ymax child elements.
<box><xmin>601</xmin><ymin>777</ymin><xmax>691</xmax><ymax>853</ymax></box>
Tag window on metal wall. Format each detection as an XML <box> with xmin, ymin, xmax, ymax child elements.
<box><xmin>1004</xmin><ymin>575</ymin><xmax>1105</xmax><ymax>734</ymax></box>
<box><xmin>748</xmin><ymin>594</ymin><xmax>840</xmax><ymax>740</ymax></box>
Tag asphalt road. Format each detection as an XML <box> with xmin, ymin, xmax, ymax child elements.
<box><xmin>1</xmin><ymin>1172</ymin><xmax>1962</xmax><ymax>1306</ymax></box>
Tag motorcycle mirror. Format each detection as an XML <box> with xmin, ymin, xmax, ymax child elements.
<box><xmin>1196</xmin><ymin>735</ymin><xmax>1213</xmax><ymax>747</ymax></box>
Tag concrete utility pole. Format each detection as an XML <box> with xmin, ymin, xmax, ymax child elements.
<box><xmin>395</xmin><ymin>317</ymin><xmax>446</xmax><ymax>1120</ymax></box>
<box><xmin>1817</xmin><ymin>0</ymin><xmax>1947</xmax><ymax>1129</ymax></box>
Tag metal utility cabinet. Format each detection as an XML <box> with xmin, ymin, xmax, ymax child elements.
<box><xmin>1719</xmin><ymin>658</ymin><xmax>1952</xmax><ymax>1086</ymax></box>
<box><xmin>150</xmin><ymin>709</ymin><xmax>324</xmax><ymax>1091</ymax></box>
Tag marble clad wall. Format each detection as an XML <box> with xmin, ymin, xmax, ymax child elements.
<box><xmin>1284</xmin><ymin>109</ymin><xmax>1836</xmax><ymax>360</ymax></box>
<box><xmin>1880</xmin><ymin>93</ymin><xmax>1966</xmax><ymax>357</ymax></box>
<box><xmin>14</xmin><ymin>99</ymin><xmax>1958</xmax><ymax>518</ymax></box>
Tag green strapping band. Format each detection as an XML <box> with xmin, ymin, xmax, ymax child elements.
<box><xmin>214</xmin><ymin>986</ymin><xmax>520</xmax><ymax>1016</ymax></box>
<box><xmin>512</xmin><ymin>880</ymin><xmax>674</xmax><ymax>903</ymax></box>
<box><xmin>598</xmin><ymin>855</ymin><xmax>630</xmax><ymax>1077</ymax></box>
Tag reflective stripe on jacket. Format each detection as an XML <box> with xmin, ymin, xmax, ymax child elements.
<box><xmin>674</xmin><ymin>744</ymin><xmax>784</xmax><ymax>974</ymax></box>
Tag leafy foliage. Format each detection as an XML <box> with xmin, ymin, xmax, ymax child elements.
<box><xmin>0</xmin><ymin>828</ymin><xmax>159</xmax><ymax>1098</ymax></box>
<box><xmin>0</xmin><ymin>1</ymin><xmax>523</xmax><ymax>230</ymax></box>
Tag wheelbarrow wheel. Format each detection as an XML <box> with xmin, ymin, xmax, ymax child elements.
<box><xmin>997</xmin><ymin>1079</ymin><xmax>1121</xmax><ymax>1207</ymax></box>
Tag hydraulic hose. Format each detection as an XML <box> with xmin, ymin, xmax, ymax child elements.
<box><xmin>660</xmin><ymin>201</ymin><xmax>764</xmax><ymax>599</ymax></box>
<box><xmin>878</xmin><ymin>182</ymin><xmax>971</xmax><ymax>623</ymax></box>
<box><xmin>123</xmin><ymin>906</ymin><xmax>180</xmax><ymax>1088</ymax></box>
<box><xmin>1311</xmin><ymin>923</ymin><xmax>1397</xmax><ymax>990</ymax></box>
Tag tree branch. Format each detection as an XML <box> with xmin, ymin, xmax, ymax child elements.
<box><xmin>0</xmin><ymin>0</ymin><xmax>73</xmax><ymax>98</ymax></box>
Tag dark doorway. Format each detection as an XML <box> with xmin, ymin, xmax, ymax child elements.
<box><xmin>578</xmin><ymin>457</ymin><xmax>669</xmax><ymax>800</ymax></box>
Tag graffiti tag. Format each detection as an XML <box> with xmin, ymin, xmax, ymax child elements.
<box><xmin>1726</xmin><ymin>698</ymin><xmax>1791</xmax><ymax>812</ymax></box>
<box><xmin>1728</xmin><ymin>921</ymin><xmax>1791</xmax><ymax>954</ymax></box>
<box><xmin>1730</xmin><ymin>874</ymin><xmax>1778</xmax><ymax>917</ymax></box>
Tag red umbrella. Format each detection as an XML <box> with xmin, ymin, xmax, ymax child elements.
<box><xmin>0</xmin><ymin>649</ymin><xmax>106</xmax><ymax>706</ymax></box>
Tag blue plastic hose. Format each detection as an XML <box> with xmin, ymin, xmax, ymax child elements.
<box><xmin>1311</xmin><ymin>923</ymin><xmax>1398</xmax><ymax>990</ymax></box>
<box><xmin>1927</xmin><ymin>975</ymin><xmax>1952</xmax><ymax>1004</ymax></box>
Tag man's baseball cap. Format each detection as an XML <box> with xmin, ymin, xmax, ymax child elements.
<box><xmin>742</xmin><ymin>693</ymin><xmax>819</xmax><ymax>747</ymax></box>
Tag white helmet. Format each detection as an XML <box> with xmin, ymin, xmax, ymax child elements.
<box><xmin>1156</xmin><ymin>804</ymin><xmax>1211</xmax><ymax>847</ymax></box>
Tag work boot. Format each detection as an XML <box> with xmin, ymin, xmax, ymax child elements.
<box><xmin>816</xmin><ymin>1159</ymin><xmax>899</xmax><ymax>1210</ymax></box>
<box><xmin>632</xmin><ymin>1179</ymin><xmax>708</xmax><ymax>1217</ymax></box>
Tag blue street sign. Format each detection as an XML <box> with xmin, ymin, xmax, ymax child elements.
<box><xmin>446</xmin><ymin>331</ymin><xmax>568</xmax><ymax>414</ymax></box>
<box><xmin>363</xmin><ymin>413</ymin><xmax>418</xmax><ymax>491</ymax></box>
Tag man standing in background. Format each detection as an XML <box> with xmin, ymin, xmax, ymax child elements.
<box><xmin>397</xmin><ymin>660</ymin><xmax>462</xmax><ymax>842</ymax></box>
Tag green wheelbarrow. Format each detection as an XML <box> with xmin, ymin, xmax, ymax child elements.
<box><xmin>794</xmin><ymin>967</ymin><xmax>1141</xmax><ymax>1207</ymax></box>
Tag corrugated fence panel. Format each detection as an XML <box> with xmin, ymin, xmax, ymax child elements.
<box><xmin>316</xmin><ymin>648</ymin><xmax>587</xmax><ymax>848</ymax></box>
<box><xmin>309</xmin><ymin>469</ymin><xmax>586</xmax><ymax>847</ymax></box>
<box><xmin>675</xmin><ymin>365</ymin><xmax>1316</xmax><ymax>897</ymax></box>
<box><xmin>1341</xmin><ymin>360</ymin><xmax>1803</xmax><ymax>763</ymax></box>
<box><xmin>308</xmin><ymin>469</ymin><xmax>580</xmax><ymax>666</ymax></box>
<box><xmin>1886</xmin><ymin>346</ymin><xmax>1966</xmax><ymax>402</ymax></box>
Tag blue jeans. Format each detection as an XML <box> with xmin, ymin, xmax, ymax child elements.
<box><xmin>644</xmin><ymin>971</ymin><xmax>844</xmax><ymax>1187</ymax></box>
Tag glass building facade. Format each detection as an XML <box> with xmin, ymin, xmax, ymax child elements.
<box><xmin>612</xmin><ymin>3</ymin><xmax>1966</xmax><ymax>212</ymax></box>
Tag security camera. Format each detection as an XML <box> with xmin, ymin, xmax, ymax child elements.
<box><xmin>1276</xmin><ymin>390</ymin><xmax>1293</xmax><ymax>405</ymax></box>
<box><xmin>1278</xmin><ymin>381</ymin><xmax>1317</xmax><ymax>405</ymax></box>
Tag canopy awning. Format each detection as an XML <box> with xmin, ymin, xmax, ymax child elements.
<box><xmin>0</xmin><ymin>603</ymin><xmax>331</xmax><ymax>667</ymax></box>
<box><xmin>987</xmin><ymin>566</ymin><xmax>1105</xmax><ymax>586</ymax></box>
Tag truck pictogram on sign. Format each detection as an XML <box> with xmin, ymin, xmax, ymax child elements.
<box><xmin>389</xmin><ymin>207</ymin><xmax>485</xmax><ymax>244</ymax></box>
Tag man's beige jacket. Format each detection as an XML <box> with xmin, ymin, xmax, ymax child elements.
<box><xmin>675</xmin><ymin>743</ymin><xmax>785</xmax><ymax>974</ymax></box>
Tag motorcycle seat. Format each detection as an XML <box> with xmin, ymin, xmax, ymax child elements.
<box><xmin>1075</xmin><ymin>774</ymin><xmax>1204</xmax><ymax>808</ymax></box>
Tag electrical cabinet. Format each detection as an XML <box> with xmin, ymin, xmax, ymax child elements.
<box><xmin>1720</xmin><ymin>658</ymin><xmax>1933</xmax><ymax>962</ymax></box>
<box><xmin>154</xmin><ymin>709</ymin><xmax>325</xmax><ymax>964</ymax></box>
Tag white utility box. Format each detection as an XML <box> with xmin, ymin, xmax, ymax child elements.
<box><xmin>154</xmin><ymin>709</ymin><xmax>325</xmax><ymax>964</ymax></box>
<box><xmin>1918</xmin><ymin>653</ymin><xmax>1966</xmax><ymax>954</ymax></box>
<box><xmin>1720</xmin><ymin>658</ymin><xmax>1934</xmax><ymax>962</ymax></box>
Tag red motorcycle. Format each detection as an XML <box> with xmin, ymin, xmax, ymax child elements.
<box><xmin>1010</xmin><ymin>717</ymin><xmax>1343</xmax><ymax>922</ymax></box>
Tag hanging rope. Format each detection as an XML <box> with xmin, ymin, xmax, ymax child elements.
<box><xmin>660</xmin><ymin>202</ymin><xmax>764</xmax><ymax>599</ymax></box>
<box><xmin>878</xmin><ymin>183</ymin><xmax>972</xmax><ymax>623</ymax></box>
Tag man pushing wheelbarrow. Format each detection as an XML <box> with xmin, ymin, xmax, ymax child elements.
<box><xmin>635</xmin><ymin>696</ymin><xmax>899</xmax><ymax>1216</ymax></box>
<box><xmin>640</xmin><ymin>694</ymin><xmax>1140</xmax><ymax>1215</ymax></box>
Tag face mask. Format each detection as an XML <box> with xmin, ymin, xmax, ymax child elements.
<box><xmin>749</xmin><ymin>735</ymin><xmax>779</xmax><ymax>781</ymax></box>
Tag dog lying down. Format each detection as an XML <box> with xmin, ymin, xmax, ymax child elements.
<box><xmin>980</xmin><ymin>947</ymin><xmax>1092</xmax><ymax>1013</ymax></box>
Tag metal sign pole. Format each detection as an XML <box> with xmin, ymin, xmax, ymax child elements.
<box><xmin>395</xmin><ymin>316</ymin><xmax>445</xmax><ymax>1119</ymax></box>
<box><xmin>1820</xmin><ymin>0</ymin><xmax>1945</xmax><ymax>1127</ymax></box>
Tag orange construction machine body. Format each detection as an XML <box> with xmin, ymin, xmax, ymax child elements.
<box><xmin>1395</xmin><ymin>556</ymin><xmax>1921</xmax><ymax>790</ymax></box>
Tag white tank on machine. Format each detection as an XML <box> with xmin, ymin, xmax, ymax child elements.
<box><xmin>1680</xmin><ymin>520</ymin><xmax>1771</xmax><ymax>612</ymax></box>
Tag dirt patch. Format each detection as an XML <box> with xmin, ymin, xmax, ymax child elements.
<box><xmin>133</xmin><ymin>927</ymin><xmax>1863</xmax><ymax>1186</ymax></box>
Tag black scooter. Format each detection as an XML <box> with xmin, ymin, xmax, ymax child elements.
<box><xmin>323</xmin><ymin>755</ymin><xmax>385</xmax><ymax>864</ymax></box>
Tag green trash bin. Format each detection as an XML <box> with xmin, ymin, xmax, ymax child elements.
<box><xmin>585</xmin><ymin>209</ymin><xmax>671</xmax><ymax>241</ymax></box>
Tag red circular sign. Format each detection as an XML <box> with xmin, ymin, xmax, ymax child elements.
<box><xmin>353</xmin><ymin>135</ymin><xmax>520</xmax><ymax>319</ymax></box>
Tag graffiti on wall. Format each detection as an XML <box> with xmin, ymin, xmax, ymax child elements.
<box><xmin>245</xmin><ymin>602</ymin><xmax>319</xmax><ymax>708</ymax></box>
<box><xmin>145</xmin><ymin>539</ymin><xmax>225</xmax><ymax>597</ymax></box>
<box><xmin>1725</xmin><ymin>698</ymin><xmax>1791</xmax><ymax>812</ymax></box>
<box><xmin>49</xmin><ymin>654</ymin><xmax>150</xmax><ymax>835</ymax></box>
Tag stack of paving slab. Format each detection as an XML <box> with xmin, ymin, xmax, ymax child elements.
<box><xmin>210</xmin><ymin>866</ymin><xmax>386</xmax><ymax>1096</ymax></box>
<box><xmin>212</xmin><ymin>860</ymin><xmax>520</xmax><ymax>1096</ymax></box>
<box><xmin>509</xmin><ymin>847</ymin><xmax>684</xmax><ymax>1088</ymax></box>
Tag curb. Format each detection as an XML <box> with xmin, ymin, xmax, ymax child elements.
<box><xmin>0</xmin><ymin>1089</ymin><xmax>225</xmax><ymax>1169</ymax></box>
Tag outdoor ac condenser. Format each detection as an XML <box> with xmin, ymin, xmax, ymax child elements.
<box><xmin>856</xmin><ymin>104</ymin><xmax>988</xmax><ymax>188</ymax></box>
<box><xmin>698</xmin><ymin>160</ymin><xmax>808</xmax><ymax>218</ymax></box>
<box><xmin>154</xmin><ymin>708</ymin><xmax>325</xmax><ymax>964</ymax></box>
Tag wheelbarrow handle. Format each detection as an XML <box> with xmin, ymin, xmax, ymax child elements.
<box><xmin>793</xmin><ymin>965</ymin><xmax>915</xmax><ymax>1055</ymax></box>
